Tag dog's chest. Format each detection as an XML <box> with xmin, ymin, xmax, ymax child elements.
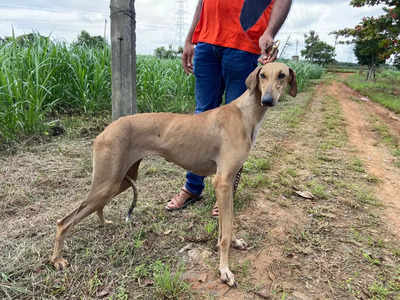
<box><xmin>251</xmin><ymin>117</ymin><xmax>264</xmax><ymax>146</ymax></box>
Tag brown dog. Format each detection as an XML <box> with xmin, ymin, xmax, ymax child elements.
<box><xmin>51</xmin><ymin>62</ymin><xmax>297</xmax><ymax>287</ymax></box>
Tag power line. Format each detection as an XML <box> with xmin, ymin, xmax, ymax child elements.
<box><xmin>176</xmin><ymin>0</ymin><xmax>185</xmax><ymax>48</ymax></box>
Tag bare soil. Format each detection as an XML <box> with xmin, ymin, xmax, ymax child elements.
<box><xmin>1</xmin><ymin>75</ymin><xmax>399</xmax><ymax>299</ymax></box>
<box><xmin>328</xmin><ymin>80</ymin><xmax>400</xmax><ymax>239</ymax></box>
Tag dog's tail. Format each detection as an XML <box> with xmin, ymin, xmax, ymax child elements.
<box><xmin>125</xmin><ymin>175</ymin><xmax>138</xmax><ymax>222</ymax></box>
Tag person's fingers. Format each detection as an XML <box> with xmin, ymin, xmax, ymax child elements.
<box><xmin>181</xmin><ymin>44</ymin><xmax>195</xmax><ymax>74</ymax></box>
<box><xmin>258</xmin><ymin>56</ymin><xmax>267</xmax><ymax>65</ymax></box>
<box><xmin>182</xmin><ymin>51</ymin><xmax>192</xmax><ymax>74</ymax></box>
<box><xmin>271</xmin><ymin>51</ymin><xmax>278</xmax><ymax>62</ymax></box>
<box><xmin>181</xmin><ymin>52</ymin><xmax>188</xmax><ymax>72</ymax></box>
<box><xmin>266</xmin><ymin>49</ymin><xmax>278</xmax><ymax>63</ymax></box>
<box><xmin>258</xmin><ymin>46</ymin><xmax>273</xmax><ymax>65</ymax></box>
<box><xmin>186</xmin><ymin>53</ymin><xmax>193</xmax><ymax>74</ymax></box>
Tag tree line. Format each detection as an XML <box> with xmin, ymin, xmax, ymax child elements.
<box><xmin>334</xmin><ymin>0</ymin><xmax>399</xmax><ymax>80</ymax></box>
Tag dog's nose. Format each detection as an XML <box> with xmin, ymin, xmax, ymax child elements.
<box><xmin>261</xmin><ymin>94</ymin><xmax>274</xmax><ymax>107</ymax></box>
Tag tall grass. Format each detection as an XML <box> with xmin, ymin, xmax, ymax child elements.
<box><xmin>285</xmin><ymin>60</ymin><xmax>324</xmax><ymax>92</ymax></box>
<box><xmin>0</xmin><ymin>34</ymin><xmax>323</xmax><ymax>143</ymax></box>
<box><xmin>0</xmin><ymin>36</ymin><xmax>112</xmax><ymax>142</ymax></box>
<box><xmin>136</xmin><ymin>56</ymin><xmax>195</xmax><ymax>113</ymax></box>
<box><xmin>0</xmin><ymin>37</ymin><xmax>59</xmax><ymax>139</ymax></box>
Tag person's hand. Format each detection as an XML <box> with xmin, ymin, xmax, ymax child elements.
<box><xmin>258</xmin><ymin>32</ymin><xmax>278</xmax><ymax>64</ymax></box>
<box><xmin>181</xmin><ymin>40</ymin><xmax>195</xmax><ymax>74</ymax></box>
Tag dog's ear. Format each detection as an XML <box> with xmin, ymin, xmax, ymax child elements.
<box><xmin>245</xmin><ymin>65</ymin><xmax>262</xmax><ymax>92</ymax></box>
<box><xmin>288</xmin><ymin>68</ymin><xmax>297</xmax><ymax>97</ymax></box>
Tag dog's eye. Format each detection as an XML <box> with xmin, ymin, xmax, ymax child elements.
<box><xmin>260</xmin><ymin>73</ymin><xmax>266</xmax><ymax>79</ymax></box>
<box><xmin>278</xmin><ymin>72</ymin><xmax>285</xmax><ymax>79</ymax></box>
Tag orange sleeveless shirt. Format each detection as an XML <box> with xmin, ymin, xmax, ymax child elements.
<box><xmin>192</xmin><ymin>0</ymin><xmax>275</xmax><ymax>55</ymax></box>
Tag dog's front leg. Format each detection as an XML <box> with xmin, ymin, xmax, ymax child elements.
<box><xmin>214</xmin><ymin>173</ymin><xmax>236</xmax><ymax>287</ymax></box>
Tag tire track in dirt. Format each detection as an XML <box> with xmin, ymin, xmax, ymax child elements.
<box><xmin>327</xmin><ymin>80</ymin><xmax>400</xmax><ymax>238</ymax></box>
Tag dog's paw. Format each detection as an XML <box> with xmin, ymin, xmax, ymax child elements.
<box><xmin>232</xmin><ymin>238</ymin><xmax>248</xmax><ymax>250</ymax></box>
<box><xmin>220</xmin><ymin>267</ymin><xmax>237</xmax><ymax>287</ymax></box>
<box><xmin>52</xmin><ymin>257</ymin><xmax>69</xmax><ymax>270</ymax></box>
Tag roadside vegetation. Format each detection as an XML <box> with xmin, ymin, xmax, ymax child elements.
<box><xmin>0</xmin><ymin>34</ymin><xmax>324</xmax><ymax>145</ymax></box>
<box><xmin>343</xmin><ymin>69</ymin><xmax>400</xmax><ymax>114</ymax></box>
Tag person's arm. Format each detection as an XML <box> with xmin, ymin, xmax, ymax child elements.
<box><xmin>182</xmin><ymin>0</ymin><xmax>203</xmax><ymax>74</ymax></box>
<box><xmin>258</xmin><ymin>0</ymin><xmax>292</xmax><ymax>64</ymax></box>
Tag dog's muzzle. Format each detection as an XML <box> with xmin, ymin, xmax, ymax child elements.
<box><xmin>261</xmin><ymin>93</ymin><xmax>274</xmax><ymax>107</ymax></box>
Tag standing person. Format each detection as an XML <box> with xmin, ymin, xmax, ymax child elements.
<box><xmin>166</xmin><ymin>0</ymin><xmax>292</xmax><ymax>212</ymax></box>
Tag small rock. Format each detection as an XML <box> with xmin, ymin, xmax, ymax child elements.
<box><xmin>199</xmin><ymin>273</ymin><xmax>208</xmax><ymax>282</ymax></box>
<box><xmin>181</xmin><ymin>271</ymin><xmax>207</xmax><ymax>283</ymax></box>
<box><xmin>253</xmin><ymin>288</ymin><xmax>271</xmax><ymax>299</ymax></box>
<box><xmin>295</xmin><ymin>190</ymin><xmax>314</xmax><ymax>199</ymax></box>
<box><xmin>97</xmin><ymin>287</ymin><xmax>111</xmax><ymax>298</ymax></box>
<box><xmin>187</xmin><ymin>248</ymin><xmax>212</xmax><ymax>265</ymax></box>
<box><xmin>391</xmin><ymin>115</ymin><xmax>400</xmax><ymax>121</ymax></box>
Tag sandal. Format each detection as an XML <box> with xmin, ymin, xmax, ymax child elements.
<box><xmin>212</xmin><ymin>205</ymin><xmax>219</xmax><ymax>217</ymax></box>
<box><xmin>165</xmin><ymin>188</ymin><xmax>202</xmax><ymax>211</ymax></box>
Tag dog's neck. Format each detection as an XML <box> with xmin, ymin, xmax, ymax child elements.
<box><xmin>234</xmin><ymin>89</ymin><xmax>267</xmax><ymax>124</ymax></box>
<box><xmin>233</xmin><ymin>89</ymin><xmax>268</xmax><ymax>144</ymax></box>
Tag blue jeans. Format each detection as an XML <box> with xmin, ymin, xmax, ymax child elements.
<box><xmin>185</xmin><ymin>42</ymin><xmax>259</xmax><ymax>196</ymax></box>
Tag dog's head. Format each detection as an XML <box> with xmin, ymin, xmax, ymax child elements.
<box><xmin>245</xmin><ymin>62</ymin><xmax>297</xmax><ymax>107</ymax></box>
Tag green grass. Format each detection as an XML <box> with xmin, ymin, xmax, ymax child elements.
<box><xmin>136</xmin><ymin>56</ymin><xmax>195</xmax><ymax>113</ymax></box>
<box><xmin>343</xmin><ymin>69</ymin><xmax>400</xmax><ymax>114</ymax></box>
<box><xmin>370</xmin><ymin>117</ymin><xmax>400</xmax><ymax>167</ymax></box>
<box><xmin>152</xmin><ymin>261</ymin><xmax>190</xmax><ymax>299</ymax></box>
<box><xmin>0</xmin><ymin>33</ymin><xmax>324</xmax><ymax>144</ymax></box>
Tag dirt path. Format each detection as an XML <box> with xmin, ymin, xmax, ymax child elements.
<box><xmin>1</xmin><ymin>75</ymin><xmax>400</xmax><ymax>299</ymax></box>
<box><xmin>188</xmin><ymin>77</ymin><xmax>400</xmax><ymax>299</ymax></box>
<box><xmin>327</xmin><ymin>80</ymin><xmax>400</xmax><ymax>238</ymax></box>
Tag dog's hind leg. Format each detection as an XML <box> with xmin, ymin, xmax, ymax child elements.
<box><xmin>96</xmin><ymin>159</ymin><xmax>142</xmax><ymax>225</ymax></box>
<box><xmin>51</xmin><ymin>180</ymin><xmax>120</xmax><ymax>270</ymax></box>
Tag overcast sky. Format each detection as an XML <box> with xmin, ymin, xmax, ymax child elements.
<box><xmin>0</xmin><ymin>0</ymin><xmax>384</xmax><ymax>62</ymax></box>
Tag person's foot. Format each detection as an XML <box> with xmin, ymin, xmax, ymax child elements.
<box><xmin>212</xmin><ymin>205</ymin><xmax>219</xmax><ymax>217</ymax></box>
<box><xmin>165</xmin><ymin>188</ymin><xmax>201</xmax><ymax>211</ymax></box>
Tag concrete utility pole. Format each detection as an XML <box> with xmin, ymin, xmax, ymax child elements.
<box><xmin>110</xmin><ymin>0</ymin><xmax>137</xmax><ymax>121</ymax></box>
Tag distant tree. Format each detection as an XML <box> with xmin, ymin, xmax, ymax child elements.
<box><xmin>394</xmin><ymin>55</ymin><xmax>400</xmax><ymax>70</ymax></box>
<box><xmin>177</xmin><ymin>46</ymin><xmax>184</xmax><ymax>55</ymax></box>
<box><xmin>154</xmin><ymin>46</ymin><xmax>166</xmax><ymax>59</ymax></box>
<box><xmin>1</xmin><ymin>33</ymin><xmax>50</xmax><ymax>47</ymax></box>
<box><xmin>333</xmin><ymin>0</ymin><xmax>399</xmax><ymax>80</ymax></box>
<box><xmin>301</xmin><ymin>31</ymin><xmax>336</xmax><ymax>65</ymax></box>
<box><xmin>354</xmin><ymin>38</ymin><xmax>386</xmax><ymax>79</ymax></box>
<box><xmin>154</xmin><ymin>45</ymin><xmax>178</xmax><ymax>59</ymax></box>
<box><xmin>73</xmin><ymin>30</ymin><xmax>106</xmax><ymax>48</ymax></box>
